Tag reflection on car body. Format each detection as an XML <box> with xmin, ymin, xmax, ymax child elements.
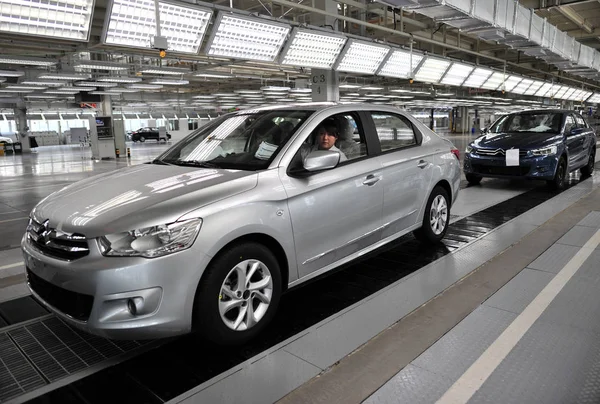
<box><xmin>22</xmin><ymin>103</ymin><xmax>461</xmax><ymax>345</ymax></box>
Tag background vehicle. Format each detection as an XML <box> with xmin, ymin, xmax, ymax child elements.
<box><xmin>22</xmin><ymin>103</ymin><xmax>461</xmax><ymax>345</ymax></box>
<box><xmin>464</xmin><ymin>109</ymin><xmax>596</xmax><ymax>189</ymax></box>
<box><xmin>131</xmin><ymin>127</ymin><xmax>171</xmax><ymax>142</ymax></box>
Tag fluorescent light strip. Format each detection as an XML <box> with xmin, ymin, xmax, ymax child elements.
<box><xmin>280</xmin><ymin>28</ymin><xmax>346</xmax><ymax>69</ymax></box>
<box><xmin>554</xmin><ymin>86</ymin><xmax>569</xmax><ymax>99</ymax></box>
<box><xmin>462</xmin><ymin>67</ymin><xmax>493</xmax><ymax>88</ymax></box>
<box><xmin>510</xmin><ymin>79</ymin><xmax>532</xmax><ymax>95</ymax></box>
<box><xmin>0</xmin><ymin>0</ymin><xmax>94</xmax><ymax>41</ymax></box>
<box><xmin>104</xmin><ymin>0</ymin><xmax>212</xmax><ymax>53</ymax></box>
<box><xmin>98</xmin><ymin>77</ymin><xmax>142</xmax><ymax>83</ymax></box>
<box><xmin>6</xmin><ymin>85</ymin><xmax>48</xmax><ymax>90</ymax></box>
<box><xmin>378</xmin><ymin>49</ymin><xmax>423</xmax><ymax>79</ymax></box>
<box><xmin>534</xmin><ymin>82</ymin><xmax>553</xmax><ymax>97</ymax></box>
<box><xmin>37</xmin><ymin>73</ymin><xmax>91</xmax><ymax>80</ymax></box>
<box><xmin>524</xmin><ymin>81</ymin><xmax>544</xmax><ymax>96</ymax></box>
<box><xmin>125</xmin><ymin>84</ymin><xmax>163</xmax><ymax>89</ymax></box>
<box><xmin>149</xmin><ymin>79</ymin><xmax>189</xmax><ymax>85</ymax></box>
<box><xmin>90</xmin><ymin>91</ymin><xmax>121</xmax><ymax>96</ymax></box>
<box><xmin>139</xmin><ymin>67</ymin><xmax>189</xmax><ymax>75</ymax></box>
<box><xmin>73</xmin><ymin>60</ymin><xmax>128</xmax><ymax>71</ymax></box>
<box><xmin>562</xmin><ymin>88</ymin><xmax>576</xmax><ymax>100</ymax></box>
<box><xmin>440</xmin><ymin>62</ymin><xmax>473</xmax><ymax>86</ymax></box>
<box><xmin>414</xmin><ymin>57</ymin><xmax>450</xmax><ymax>83</ymax></box>
<box><xmin>206</xmin><ymin>13</ymin><xmax>290</xmax><ymax>62</ymax></box>
<box><xmin>21</xmin><ymin>80</ymin><xmax>67</xmax><ymax>87</ymax></box>
<box><xmin>481</xmin><ymin>72</ymin><xmax>505</xmax><ymax>90</ymax></box>
<box><xmin>76</xmin><ymin>81</ymin><xmax>119</xmax><ymax>87</ymax></box>
<box><xmin>195</xmin><ymin>72</ymin><xmax>233</xmax><ymax>78</ymax></box>
<box><xmin>0</xmin><ymin>69</ymin><xmax>25</xmax><ymax>77</ymax></box>
<box><xmin>0</xmin><ymin>56</ymin><xmax>56</xmax><ymax>66</ymax></box>
<box><xmin>548</xmin><ymin>84</ymin><xmax>563</xmax><ymax>98</ymax></box>
<box><xmin>501</xmin><ymin>75</ymin><xmax>522</xmax><ymax>92</ymax></box>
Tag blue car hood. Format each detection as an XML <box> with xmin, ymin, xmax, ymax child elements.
<box><xmin>474</xmin><ymin>132</ymin><xmax>562</xmax><ymax>150</ymax></box>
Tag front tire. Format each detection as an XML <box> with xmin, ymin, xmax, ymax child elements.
<box><xmin>139</xmin><ymin>136</ymin><xmax>146</xmax><ymax>143</ymax></box>
<box><xmin>193</xmin><ymin>242</ymin><xmax>282</xmax><ymax>345</ymax></box>
<box><xmin>413</xmin><ymin>186</ymin><xmax>450</xmax><ymax>244</ymax></box>
<box><xmin>548</xmin><ymin>157</ymin><xmax>566</xmax><ymax>190</ymax></box>
<box><xmin>466</xmin><ymin>173</ymin><xmax>482</xmax><ymax>185</ymax></box>
<box><xmin>580</xmin><ymin>149</ymin><xmax>596</xmax><ymax>177</ymax></box>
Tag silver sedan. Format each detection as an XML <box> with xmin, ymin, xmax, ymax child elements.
<box><xmin>22</xmin><ymin>103</ymin><xmax>461</xmax><ymax>345</ymax></box>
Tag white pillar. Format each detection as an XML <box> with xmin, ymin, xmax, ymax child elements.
<box><xmin>310</xmin><ymin>0</ymin><xmax>340</xmax><ymax>103</ymax></box>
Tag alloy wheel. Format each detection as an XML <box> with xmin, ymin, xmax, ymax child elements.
<box><xmin>219</xmin><ymin>260</ymin><xmax>273</xmax><ymax>331</ymax></box>
<box><xmin>429</xmin><ymin>195</ymin><xmax>448</xmax><ymax>236</ymax></box>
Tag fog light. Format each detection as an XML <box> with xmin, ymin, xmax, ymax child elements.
<box><xmin>127</xmin><ymin>298</ymin><xmax>137</xmax><ymax>315</ymax></box>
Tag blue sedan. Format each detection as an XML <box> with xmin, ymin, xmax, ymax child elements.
<box><xmin>464</xmin><ymin>109</ymin><xmax>596</xmax><ymax>190</ymax></box>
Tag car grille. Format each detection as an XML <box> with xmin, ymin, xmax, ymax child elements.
<box><xmin>26</xmin><ymin>267</ymin><xmax>94</xmax><ymax>321</ymax></box>
<box><xmin>472</xmin><ymin>164</ymin><xmax>530</xmax><ymax>176</ymax></box>
<box><xmin>473</xmin><ymin>148</ymin><xmax>528</xmax><ymax>157</ymax></box>
<box><xmin>27</xmin><ymin>218</ymin><xmax>89</xmax><ymax>261</ymax></box>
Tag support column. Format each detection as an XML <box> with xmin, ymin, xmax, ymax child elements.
<box><xmin>430</xmin><ymin>109</ymin><xmax>435</xmax><ymax>130</ymax></box>
<box><xmin>311</xmin><ymin>0</ymin><xmax>339</xmax><ymax>103</ymax></box>
<box><xmin>14</xmin><ymin>106</ymin><xmax>31</xmax><ymax>153</ymax></box>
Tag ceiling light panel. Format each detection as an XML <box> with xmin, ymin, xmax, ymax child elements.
<box><xmin>511</xmin><ymin>79</ymin><xmax>533</xmax><ymax>95</ymax></box>
<box><xmin>568</xmin><ymin>89</ymin><xmax>583</xmax><ymax>101</ymax></box>
<box><xmin>377</xmin><ymin>49</ymin><xmax>423</xmax><ymax>79</ymax></box>
<box><xmin>0</xmin><ymin>56</ymin><xmax>56</xmax><ymax>66</ymax></box>
<box><xmin>581</xmin><ymin>91</ymin><xmax>594</xmax><ymax>102</ymax></box>
<box><xmin>139</xmin><ymin>66</ymin><xmax>189</xmax><ymax>75</ymax></box>
<box><xmin>462</xmin><ymin>67</ymin><xmax>493</xmax><ymax>88</ymax></box>
<box><xmin>523</xmin><ymin>80</ymin><xmax>544</xmax><ymax>96</ymax></box>
<box><xmin>554</xmin><ymin>86</ymin><xmax>569</xmax><ymax>99</ymax></box>
<box><xmin>481</xmin><ymin>72</ymin><xmax>505</xmax><ymax>90</ymax></box>
<box><xmin>73</xmin><ymin>60</ymin><xmax>128</xmax><ymax>71</ymax></box>
<box><xmin>534</xmin><ymin>82</ymin><xmax>553</xmax><ymax>97</ymax></box>
<box><xmin>501</xmin><ymin>75</ymin><xmax>522</xmax><ymax>92</ymax></box>
<box><xmin>206</xmin><ymin>13</ymin><xmax>290</xmax><ymax>62</ymax></box>
<box><xmin>125</xmin><ymin>84</ymin><xmax>163</xmax><ymax>89</ymax></box>
<box><xmin>104</xmin><ymin>0</ymin><xmax>212</xmax><ymax>54</ymax></box>
<box><xmin>0</xmin><ymin>69</ymin><xmax>25</xmax><ymax>77</ymax></box>
<box><xmin>6</xmin><ymin>85</ymin><xmax>48</xmax><ymax>90</ymax></box>
<box><xmin>548</xmin><ymin>84</ymin><xmax>563</xmax><ymax>98</ymax></box>
<box><xmin>76</xmin><ymin>81</ymin><xmax>118</xmax><ymax>87</ymax></box>
<box><xmin>37</xmin><ymin>73</ymin><xmax>91</xmax><ymax>80</ymax></box>
<box><xmin>334</xmin><ymin>40</ymin><xmax>390</xmax><ymax>74</ymax></box>
<box><xmin>440</xmin><ymin>62</ymin><xmax>473</xmax><ymax>86</ymax></box>
<box><xmin>562</xmin><ymin>87</ymin><xmax>576</xmax><ymax>100</ymax></box>
<box><xmin>98</xmin><ymin>77</ymin><xmax>142</xmax><ymax>83</ymax></box>
<box><xmin>0</xmin><ymin>0</ymin><xmax>94</xmax><ymax>41</ymax></box>
<box><xmin>413</xmin><ymin>57</ymin><xmax>450</xmax><ymax>83</ymax></box>
<box><xmin>279</xmin><ymin>28</ymin><xmax>346</xmax><ymax>69</ymax></box>
<box><xmin>21</xmin><ymin>80</ymin><xmax>67</xmax><ymax>87</ymax></box>
<box><xmin>149</xmin><ymin>79</ymin><xmax>189</xmax><ymax>85</ymax></box>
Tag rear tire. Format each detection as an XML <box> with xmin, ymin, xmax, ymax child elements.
<box><xmin>466</xmin><ymin>173</ymin><xmax>482</xmax><ymax>185</ymax></box>
<box><xmin>193</xmin><ymin>242</ymin><xmax>282</xmax><ymax>345</ymax></box>
<box><xmin>547</xmin><ymin>157</ymin><xmax>566</xmax><ymax>190</ymax></box>
<box><xmin>413</xmin><ymin>186</ymin><xmax>450</xmax><ymax>244</ymax></box>
<box><xmin>140</xmin><ymin>136</ymin><xmax>146</xmax><ymax>143</ymax></box>
<box><xmin>580</xmin><ymin>149</ymin><xmax>596</xmax><ymax>177</ymax></box>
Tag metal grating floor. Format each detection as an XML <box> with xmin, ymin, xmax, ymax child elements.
<box><xmin>0</xmin><ymin>317</ymin><xmax>152</xmax><ymax>402</ymax></box>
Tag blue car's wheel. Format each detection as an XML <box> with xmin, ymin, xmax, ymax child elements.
<box><xmin>580</xmin><ymin>149</ymin><xmax>596</xmax><ymax>177</ymax></box>
<box><xmin>548</xmin><ymin>158</ymin><xmax>566</xmax><ymax>190</ymax></box>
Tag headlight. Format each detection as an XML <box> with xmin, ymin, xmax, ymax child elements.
<box><xmin>529</xmin><ymin>146</ymin><xmax>557</xmax><ymax>156</ymax></box>
<box><xmin>465</xmin><ymin>145</ymin><xmax>473</xmax><ymax>153</ymax></box>
<box><xmin>98</xmin><ymin>218</ymin><xmax>202</xmax><ymax>258</ymax></box>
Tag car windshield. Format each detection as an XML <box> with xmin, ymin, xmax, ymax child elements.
<box><xmin>489</xmin><ymin>112</ymin><xmax>562</xmax><ymax>134</ymax></box>
<box><xmin>156</xmin><ymin>109</ymin><xmax>314</xmax><ymax>170</ymax></box>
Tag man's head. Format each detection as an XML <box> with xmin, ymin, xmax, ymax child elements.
<box><xmin>316</xmin><ymin>122</ymin><xmax>338</xmax><ymax>150</ymax></box>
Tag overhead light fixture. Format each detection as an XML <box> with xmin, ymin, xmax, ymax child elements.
<box><xmin>139</xmin><ymin>66</ymin><xmax>189</xmax><ymax>75</ymax></box>
<box><xmin>61</xmin><ymin>86</ymin><xmax>96</xmax><ymax>91</ymax></box>
<box><xmin>37</xmin><ymin>73</ymin><xmax>91</xmax><ymax>81</ymax></box>
<box><xmin>76</xmin><ymin>81</ymin><xmax>119</xmax><ymax>87</ymax></box>
<box><xmin>205</xmin><ymin>12</ymin><xmax>291</xmax><ymax>62</ymax></box>
<box><xmin>377</xmin><ymin>49</ymin><xmax>423</xmax><ymax>79</ymax></box>
<box><xmin>98</xmin><ymin>77</ymin><xmax>142</xmax><ymax>83</ymax></box>
<box><xmin>0</xmin><ymin>69</ymin><xmax>25</xmax><ymax>77</ymax></box>
<box><xmin>502</xmin><ymin>75</ymin><xmax>523</xmax><ymax>92</ymax></box>
<box><xmin>333</xmin><ymin>39</ymin><xmax>390</xmax><ymax>74</ymax></box>
<box><xmin>261</xmin><ymin>86</ymin><xmax>290</xmax><ymax>92</ymax></box>
<box><xmin>0</xmin><ymin>78</ymin><xmax>5</xmax><ymax>83</ymax></box>
<box><xmin>534</xmin><ymin>82</ymin><xmax>553</xmax><ymax>97</ymax></box>
<box><xmin>6</xmin><ymin>85</ymin><xmax>48</xmax><ymax>90</ymax></box>
<box><xmin>195</xmin><ymin>73</ymin><xmax>233</xmax><ymax>79</ymax></box>
<box><xmin>25</xmin><ymin>95</ymin><xmax>61</xmax><ymax>99</ymax></box>
<box><xmin>73</xmin><ymin>60</ymin><xmax>128</xmax><ymax>71</ymax></box>
<box><xmin>103</xmin><ymin>0</ymin><xmax>212</xmax><ymax>53</ymax></box>
<box><xmin>0</xmin><ymin>89</ymin><xmax>31</xmax><ymax>93</ymax></box>
<box><xmin>125</xmin><ymin>84</ymin><xmax>163</xmax><ymax>89</ymax></box>
<box><xmin>289</xmin><ymin>88</ymin><xmax>311</xmax><ymax>94</ymax></box>
<box><xmin>21</xmin><ymin>80</ymin><xmax>68</xmax><ymax>87</ymax></box>
<box><xmin>90</xmin><ymin>91</ymin><xmax>122</xmax><ymax>96</ymax></box>
<box><xmin>554</xmin><ymin>86</ymin><xmax>569</xmax><ymax>99</ymax></box>
<box><xmin>339</xmin><ymin>84</ymin><xmax>362</xmax><ymax>89</ymax></box>
<box><xmin>0</xmin><ymin>56</ymin><xmax>57</xmax><ymax>66</ymax></box>
<box><xmin>562</xmin><ymin>87</ymin><xmax>577</xmax><ymax>100</ymax></box>
<box><xmin>149</xmin><ymin>79</ymin><xmax>189</xmax><ymax>85</ymax></box>
<box><xmin>523</xmin><ymin>80</ymin><xmax>544</xmax><ymax>96</ymax></box>
<box><xmin>481</xmin><ymin>72</ymin><xmax>505</xmax><ymax>90</ymax></box>
<box><xmin>462</xmin><ymin>67</ymin><xmax>493</xmax><ymax>88</ymax></box>
<box><xmin>0</xmin><ymin>0</ymin><xmax>94</xmax><ymax>41</ymax></box>
<box><xmin>440</xmin><ymin>62</ymin><xmax>473</xmax><ymax>86</ymax></box>
<box><xmin>279</xmin><ymin>27</ymin><xmax>347</xmax><ymax>69</ymax></box>
<box><xmin>511</xmin><ymin>79</ymin><xmax>533</xmax><ymax>95</ymax></box>
<box><xmin>45</xmin><ymin>90</ymin><xmax>81</xmax><ymax>94</ymax></box>
<box><xmin>413</xmin><ymin>57</ymin><xmax>451</xmax><ymax>83</ymax></box>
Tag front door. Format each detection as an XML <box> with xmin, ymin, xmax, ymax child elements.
<box><xmin>281</xmin><ymin>113</ymin><xmax>384</xmax><ymax>278</ymax></box>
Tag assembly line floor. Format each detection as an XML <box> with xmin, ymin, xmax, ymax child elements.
<box><xmin>0</xmin><ymin>138</ymin><xmax>599</xmax><ymax>404</ymax></box>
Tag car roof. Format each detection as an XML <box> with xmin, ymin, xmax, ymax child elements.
<box><xmin>228</xmin><ymin>102</ymin><xmax>404</xmax><ymax>115</ymax></box>
<box><xmin>507</xmin><ymin>109</ymin><xmax>577</xmax><ymax>115</ymax></box>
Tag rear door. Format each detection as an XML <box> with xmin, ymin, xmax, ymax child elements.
<box><xmin>366</xmin><ymin>111</ymin><xmax>434</xmax><ymax>239</ymax></box>
<box><xmin>575</xmin><ymin>113</ymin><xmax>594</xmax><ymax>167</ymax></box>
<box><xmin>564</xmin><ymin>114</ymin><xmax>583</xmax><ymax>169</ymax></box>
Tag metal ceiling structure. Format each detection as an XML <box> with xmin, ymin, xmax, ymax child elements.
<box><xmin>2</xmin><ymin>0</ymin><xmax>600</xmax><ymax>116</ymax></box>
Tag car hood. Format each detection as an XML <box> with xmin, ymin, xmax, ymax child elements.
<box><xmin>473</xmin><ymin>132</ymin><xmax>562</xmax><ymax>150</ymax></box>
<box><xmin>31</xmin><ymin>164</ymin><xmax>258</xmax><ymax>238</ymax></box>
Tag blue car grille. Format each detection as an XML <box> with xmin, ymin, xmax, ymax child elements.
<box><xmin>473</xmin><ymin>148</ymin><xmax>528</xmax><ymax>157</ymax></box>
<box><xmin>471</xmin><ymin>164</ymin><xmax>530</xmax><ymax>176</ymax></box>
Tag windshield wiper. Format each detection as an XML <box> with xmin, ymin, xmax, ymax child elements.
<box><xmin>173</xmin><ymin>159</ymin><xmax>221</xmax><ymax>168</ymax></box>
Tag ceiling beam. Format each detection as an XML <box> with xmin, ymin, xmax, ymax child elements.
<box><xmin>550</xmin><ymin>5</ymin><xmax>594</xmax><ymax>34</ymax></box>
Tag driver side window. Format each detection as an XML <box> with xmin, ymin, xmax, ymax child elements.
<box><xmin>564</xmin><ymin>115</ymin><xmax>576</xmax><ymax>133</ymax></box>
<box><xmin>290</xmin><ymin>113</ymin><xmax>368</xmax><ymax>171</ymax></box>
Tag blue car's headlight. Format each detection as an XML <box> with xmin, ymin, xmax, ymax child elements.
<box><xmin>529</xmin><ymin>146</ymin><xmax>557</xmax><ymax>157</ymax></box>
<box><xmin>98</xmin><ymin>218</ymin><xmax>202</xmax><ymax>258</ymax></box>
<box><xmin>465</xmin><ymin>145</ymin><xmax>473</xmax><ymax>153</ymax></box>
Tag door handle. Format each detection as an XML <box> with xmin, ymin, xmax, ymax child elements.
<box><xmin>363</xmin><ymin>175</ymin><xmax>380</xmax><ymax>186</ymax></box>
<box><xmin>417</xmin><ymin>160</ymin><xmax>429</xmax><ymax>169</ymax></box>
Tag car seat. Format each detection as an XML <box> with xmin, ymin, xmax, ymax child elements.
<box><xmin>335</xmin><ymin>118</ymin><xmax>362</xmax><ymax>159</ymax></box>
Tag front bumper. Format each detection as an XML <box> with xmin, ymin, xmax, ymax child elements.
<box><xmin>464</xmin><ymin>152</ymin><xmax>559</xmax><ymax>180</ymax></box>
<box><xmin>21</xmin><ymin>234</ymin><xmax>211</xmax><ymax>340</ymax></box>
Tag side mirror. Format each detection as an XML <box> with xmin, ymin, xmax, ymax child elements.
<box><xmin>481</xmin><ymin>127</ymin><xmax>488</xmax><ymax>134</ymax></box>
<box><xmin>303</xmin><ymin>150</ymin><xmax>340</xmax><ymax>172</ymax></box>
